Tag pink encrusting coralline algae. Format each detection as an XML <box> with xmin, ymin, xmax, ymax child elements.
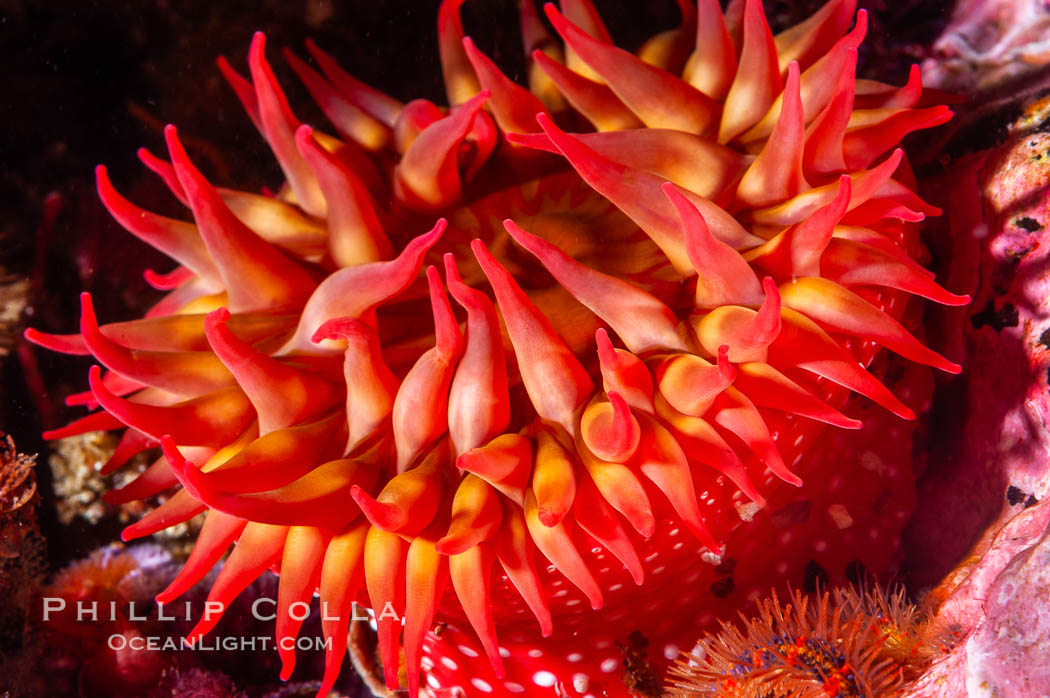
<box><xmin>25</xmin><ymin>1</ymin><xmax>968</xmax><ymax>695</ymax></box>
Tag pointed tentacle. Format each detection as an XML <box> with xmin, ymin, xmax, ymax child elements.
<box><xmin>316</xmin><ymin>523</ymin><xmax>368</xmax><ymax>697</ymax></box>
<box><xmin>183</xmin><ymin>522</ymin><xmax>289</xmax><ymax>643</ymax></box>
<box><xmin>778</xmin><ymin>277</ymin><xmax>961</xmax><ymax>372</ymax></box>
<box><xmin>449</xmin><ymin>544</ymin><xmax>505</xmax><ymax>678</ymax></box>
<box><xmin>572</xmin><ymin>471</ymin><xmax>644</xmax><ymax>585</ymax></box>
<box><xmin>351</xmin><ymin>446</ymin><xmax>447</xmax><ymax>536</ymax></box>
<box><xmin>594</xmin><ymin>329</ymin><xmax>655</xmax><ymax>413</ymax></box>
<box><xmin>363</xmin><ymin>526</ymin><xmax>408</xmax><ymax>691</ymax></box>
<box><xmin>496</xmin><ymin>504</ymin><xmax>553</xmax><ymax>636</ymax></box>
<box><xmin>505</xmin><ymin>219</ymin><xmax>685</xmax><ymax>353</ymax></box>
<box><xmin>89</xmin><ymin>366</ymin><xmax>254</xmax><ymax>447</ymax></box>
<box><xmin>282</xmin><ymin>218</ymin><xmax>445</xmax><ymax>355</ymax></box>
<box><xmin>205</xmin><ymin>307</ymin><xmax>341</xmax><ymax>434</ymax></box>
<box><xmin>437</xmin><ymin>474</ymin><xmax>503</xmax><ymax>555</ymax></box>
<box><xmin>531</xmin><ymin>425</ymin><xmax>578</xmax><ymax>527</ymax></box>
<box><xmin>295</xmin><ymin>125</ymin><xmax>392</xmax><ymax>267</ymax></box>
<box><xmin>472</xmin><ymin>239</ymin><xmax>593</xmax><ymax>436</ymax></box>
<box><xmin>247</xmin><ymin>33</ymin><xmax>326</xmax><ymax>217</ymax></box>
<box><xmin>392</xmin><ymin>267</ymin><xmax>464</xmax><ymax>471</ymax></box>
<box><xmin>444</xmin><ymin>254</ymin><xmax>510</xmax><ymax>456</ymax></box>
<box><xmin>457</xmin><ymin>433</ymin><xmax>533</xmax><ymax>506</ymax></box>
<box><xmin>276</xmin><ymin>526</ymin><xmax>330</xmax><ymax>679</ymax></box>
<box><xmin>524</xmin><ymin>488</ymin><xmax>603</xmax><ymax>610</ymax></box>
<box><xmin>165</xmin><ymin>125</ymin><xmax>317</xmax><ymax>313</ymax></box>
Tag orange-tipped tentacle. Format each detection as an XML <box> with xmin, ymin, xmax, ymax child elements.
<box><xmin>392</xmin><ymin>267</ymin><xmax>464</xmax><ymax>471</ymax></box>
<box><xmin>577</xmin><ymin>444</ymin><xmax>655</xmax><ymax>539</ymax></box>
<box><xmin>404</xmin><ymin>527</ymin><xmax>450</xmax><ymax>698</ymax></box>
<box><xmin>351</xmin><ymin>446</ymin><xmax>447</xmax><ymax>536</ymax></box>
<box><xmin>580</xmin><ymin>392</ymin><xmax>641</xmax><ymax>464</ymax></box>
<box><xmin>748</xmin><ymin>175</ymin><xmax>852</xmax><ymax>279</ymax></box>
<box><xmin>449</xmin><ymin>544</ymin><xmax>505</xmax><ymax>678</ymax></box>
<box><xmin>693</xmin><ymin>277</ymin><xmax>782</xmax><ymax>363</ymax></box>
<box><xmin>184</xmin><ymin>522</ymin><xmax>289</xmax><ymax>644</ymax></box>
<box><xmin>496</xmin><ymin>504</ymin><xmax>553</xmax><ymax>636</ymax></box>
<box><xmin>284</xmin><ymin>218</ymin><xmax>445</xmax><ymax>355</ymax></box>
<box><xmin>664</xmin><ymin>182</ymin><xmax>763</xmax><ymax>309</ymax></box>
<box><xmin>685</xmin><ymin>0</ymin><xmax>736</xmax><ymax>99</ymax></box>
<box><xmin>155</xmin><ymin>511</ymin><xmax>246</xmax><ymax>604</ymax></box>
<box><xmin>504</xmin><ymin>218</ymin><xmax>685</xmax><ymax>353</ymax></box>
<box><xmin>631</xmin><ymin>413</ymin><xmax>721</xmax><ymax>552</ymax></box>
<box><xmin>572</xmin><ymin>471</ymin><xmax>644</xmax><ymax>585</ymax></box>
<box><xmin>437</xmin><ymin>474</ymin><xmax>503</xmax><ymax>555</ymax></box>
<box><xmin>654</xmin><ymin>347</ymin><xmax>736</xmax><ymax>418</ymax></box>
<box><xmin>779</xmin><ymin>276</ymin><xmax>961</xmax><ymax>373</ymax></box>
<box><xmin>165</xmin><ymin>125</ymin><xmax>316</xmax><ymax>313</ymax></box>
<box><xmin>195</xmin><ymin>411</ymin><xmax>344</xmax><ymax>493</ymax></box>
<box><xmin>363</xmin><ymin>526</ymin><xmax>408</xmax><ymax>691</ymax></box>
<box><xmin>472</xmin><ymin>239</ymin><xmax>593</xmax><ymax>436</ymax></box>
<box><xmin>88</xmin><ymin>366</ymin><xmax>254</xmax><ymax>447</ymax></box>
<box><xmin>544</xmin><ymin>4</ymin><xmax>719</xmax><ymax>134</ymax></box>
<box><xmin>524</xmin><ymin>488</ymin><xmax>603</xmax><ymax>610</ymax></box>
<box><xmin>456</xmin><ymin>433</ymin><xmax>533</xmax><ymax>506</ymax></box>
<box><xmin>719</xmin><ymin>0</ymin><xmax>781</xmax><ymax>143</ymax></box>
<box><xmin>654</xmin><ymin>395</ymin><xmax>766</xmax><ymax>506</ymax></box>
<box><xmin>314</xmin><ymin>318</ymin><xmax>398</xmax><ymax>454</ymax></box>
<box><xmin>594</xmin><ymin>329</ymin><xmax>654</xmax><ymax>413</ymax></box>
<box><xmin>736</xmin><ymin>61</ymin><xmax>808</xmax><ymax>208</ymax></box>
<box><xmin>444</xmin><ymin>254</ymin><xmax>510</xmax><ymax>456</ymax></box>
<box><xmin>316</xmin><ymin>523</ymin><xmax>368</xmax><ymax>698</ymax></box>
<box><xmin>247</xmin><ymin>33</ymin><xmax>325</xmax><ymax>217</ymax></box>
<box><xmin>276</xmin><ymin>526</ymin><xmax>330</xmax><ymax>680</ymax></box>
<box><xmin>204</xmin><ymin>307</ymin><xmax>340</xmax><ymax>435</ymax></box>
<box><xmin>531</xmin><ymin>425</ymin><xmax>577</xmax><ymax>527</ymax></box>
<box><xmin>394</xmin><ymin>91</ymin><xmax>489</xmax><ymax>212</ymax></box>
<box><xmin>295</xmin><ymin>125</ymin><xmax>392</xmax><ymax>267</ymax></box>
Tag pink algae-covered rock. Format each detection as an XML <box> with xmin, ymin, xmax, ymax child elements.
<box><xmin>904</xmin><ymin>97</ymin><xmax>1050</xmax><ymax>696</ymax></box>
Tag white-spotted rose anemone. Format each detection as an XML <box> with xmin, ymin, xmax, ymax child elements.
<box><xmin>27</xmin><ymin>1</ymin><xmax>966</xmax><ymax>696</ymax></box>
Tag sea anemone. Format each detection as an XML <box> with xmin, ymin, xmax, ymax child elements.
<box><xmin>665</xmin><ymin>585</ymin><xmax>931</xmax><ymax>697</ymax></box>
<box><xmin>25</xmin><ymin>0</ymin><xmax>966</xmax><ymax>695</ymax></box>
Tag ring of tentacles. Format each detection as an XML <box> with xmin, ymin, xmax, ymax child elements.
<box><xmin>26</xmin><ymin>1</ymin><xmax>967</xmax><ymax>696</ymax></box>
